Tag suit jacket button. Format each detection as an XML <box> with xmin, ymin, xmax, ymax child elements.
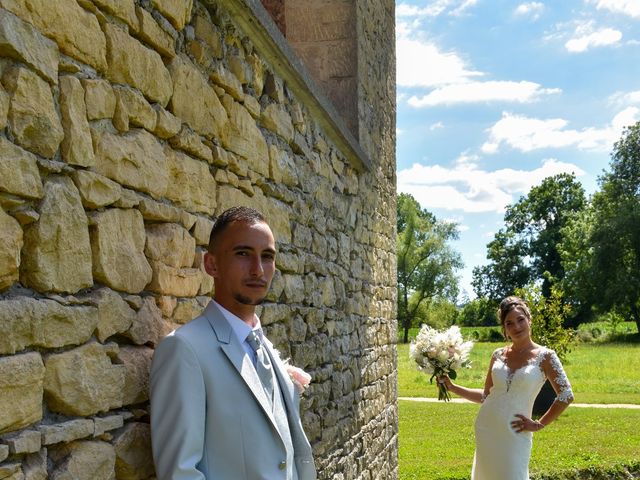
<box><xmin>278</xmin><ymin>461</ymin><xmax>286</xmax><ymax>470</ymax></box>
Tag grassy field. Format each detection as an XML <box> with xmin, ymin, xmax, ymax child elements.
<box><xmin>398</xmin><ymin>341</ymin><xmax>640</xmax><ymax>404</ymax></box>
<box><xmin>399</xmin><ymin>400</ymin><xmax>640</xmax><ymax>479</ymax></box>
<box><xmin>398</xmin><ymin>336</ymin><xmax>640</xmax><ymax>478</ymax></box>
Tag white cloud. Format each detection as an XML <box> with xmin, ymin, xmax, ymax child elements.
<box><xmin>514</xmin><ymin>2</ymin><xmax>545</xmax><ymax>20</ymax></box>
<box><xmin>397</xmin><ymin>21</ymin><xmax>559</xmax><ymax>107</ymax></box>
<box><xmin>396</xmin><ymin>1</ymin><xmax>478</xmax><ymax>18</ymax></box>
<box><xmin>408</xmin><ymin>80</ymin><xmax>560</xmax><ymax>107</ymax></box>
<box><xmin>588</xmin><ymin>0</ymin><xmax>640</xmax><ymax>18</ymax></box>
<box><xmin>481</xmin><ymin>107</ymin><xmax>640</xmax><ymax>153</ymax></box>
<box><xmin>609</xmin><ymin>90</ymin><xmax>640</xmax><ymax>105</ymax></box>
<box><xmin>565</xmin><ymin>21</ymin><xmax>622</xmax><ymax>52</ymax></box>
<box><xmin>396</xmin><ymin>35</ymin><xmax>482</xmax><ymax>87</ymax></box>
<box><xmin>430</xmin><ymin>122</ymin><xmax>445</xmax><ymax>130</ymax></box>
<box><xmin>451</xmin><ymin>0</ymin><xmax>478</xmax><ymax>16</ymax></box>
<box><xmin>397</xmin><ymin>158</ymin><xmax>585</xmax><ymax>213</ymax></box>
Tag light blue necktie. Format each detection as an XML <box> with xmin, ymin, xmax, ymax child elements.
<box><xmin>246</xmin><ymin>330</ymin><xmax>274</xmax><ymax>406</ymax></box>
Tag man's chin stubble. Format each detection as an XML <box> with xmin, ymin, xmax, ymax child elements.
<box><xmin>234</xmin><ymin>293</ymin><xmax>266</xmax><ymax>306</ymax></box>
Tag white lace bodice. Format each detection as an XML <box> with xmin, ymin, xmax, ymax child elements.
<box><xmin>490</xmin><ymin>346</ymin><xmax>573</xmax><ymax>404</ymax></box>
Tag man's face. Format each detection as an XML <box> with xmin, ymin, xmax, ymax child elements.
<box><xmin>205</xmin><ymin>220</ymin><xmax>276</xmax><ymax>309</ymax></box>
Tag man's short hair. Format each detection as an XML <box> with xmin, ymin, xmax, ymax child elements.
<box><xmin>208</xmin><ymin>206</ymin><xmax>267</xmax><ymax>251</ymax></box>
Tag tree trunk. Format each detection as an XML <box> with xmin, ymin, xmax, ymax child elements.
<box><xmin>403</xmin><ymin>326</ymin><xmax>409</xmax><ymax>344</ymax></box>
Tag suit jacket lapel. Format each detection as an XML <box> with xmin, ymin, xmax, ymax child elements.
<box><xmin>204</xmin><ymin>302</ymin><xmax>279</xmax><ymax>431</ymax></box>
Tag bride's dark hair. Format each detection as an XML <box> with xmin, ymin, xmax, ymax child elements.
<box><xmin>497</xmin><ymin>296</ymin><xmax>531</xmax><ymax>339</ymax></box>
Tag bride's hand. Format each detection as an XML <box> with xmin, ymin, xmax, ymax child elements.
<box><xmin>436</xmin><ymin>375</ymin><xmax>453</xmax><ymax>389</ymax></box>
<box><xmin>511</xmin><ymin>414</ymin><xmax>544</xmax><ymax>433</ymax></box>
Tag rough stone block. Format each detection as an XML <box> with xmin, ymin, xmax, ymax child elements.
<box><xmin>0</xmin><ymin>444</ymin><xmax>7</xmax><ymax>462</ymax></box>
<box><xmin>0</xmin><ymin>462</ymin><xmax>22</xmax><ymax>479</ymax></box>
<box><xmin>193</xmin><ymin>250</ymin><xmax>213</xmax><ymax>296</ymax></box>
<box><xmin>172</xmin><ymin>297</ymin><xmax>206</xmax><ymax>324</ymax></box>
<box><xmin>48</xmin><ymin>440</ymin><xmax>115</xmax><ymax>480</ymax></box>
<box><xmin>282</xmin><ymin>274</ymin><xmax>305</xmax><ymax>304</ymax></box>
<box><xmin>151</xmin><ymin>0</ymin><xmax>193</xmax><ymax>30</ymax></box>
<box><xmin>167</xmin><ymin>54</ymin><xmax>227</xmax><ymax>139</ymax></box>
<box><xmin>0</xmin><ymin>0</ymin><xmax>107</xmax><ymax>72</ymax></box>
<box><xmin>0</xmin><ymin>352</ymin><xmax>45</xmax><ymax>434</ymax></box>
<box><xmin>113</xmin><ymin>85</ymin><xmax>156</xmax><ymax>132</ymax></box>
<box><xmin>117</xmin><ymin>345</ymin><xmax>153</xmax><ymax>405</ymax></box>
<box><xmin>21</xmin><ymin>176</ymin><xmax>93</xmax><ymax>293</ymax></box>
<box><xmin>147</xmin><ymin>260</ymin><xmax>202</xmax><ymax>297</ymax></box>
<box><xmin>59</xmin><ymin>76</ymin><xmax>95</xmax><ymax>167</ymax></box>
<box><xmin>92</xmin><ymin>128</ymin><xmax>168</xmax><ymax>200</ymax></box>
<box><xmin>81</xmin><ymin>79</ymin><xmax>115</xmax><ymax>120</ymax></box>
<box><xmin>168</xmin><ymin>125</ymin><xmax>213</xmax><ymax>162</ymax></box>
<box><xmin>0</xmin><ymin>86</ymin><xmax>8</xmax><ymax>129</ymax></box>
<box><xmin>136</xmin><ymin>196</ymin><xmax>183</xmax><ymax>223</ymax></box>
<box><xmin>192</xmin><ymin>14</ymin><xmax>222</xmax><ymax>57</ymax></box>
<box><xmin>0</xmin><ymin>137</ymin><xmax>43</xmax><ymax>199</ymax></box>
<box><xmin>104</xmin><ymin>23</ymin><xmax>172</xmax><ymax>105</ymax></box>
<box><xmin>165</xmin><ymin>147</ymin><xmax>216</xmax><ymax>215</ymax></box>
<box><xmin>0</xmin><ymin>207</ymin><xmax>22</xmax><ymax>291</ymax></box>
<box><xmin>3</xmin><ymin>65</ymin><xmax>63</xmax><ymax>158</ymax></box>
<box><xmin>71</xmin><ymin>170</ymin><xmax>122</xmax><ymax>210</ymax></box>
<box><xmin>22</xmin><ymin>447</ymin><xmax>47</xmax><ymax>480</ymax></box>
<box><xmin>90</xmin><ymin>287</ymin><xmax>136</xmax><ymax>342</ymax></box>
<box><xmin>90</xmin><ymin>208</ymin><xmax>152</xmax><ymax>294</ymax></box>
<box><xmin>145</xmin><ymin>223</ymin><xmax>195</xmax><ymax>268</ymax></box>
<box><xmin>125</xmin><ymin>296</ymin><xmax>165</xmax><ymax>345</ymax></box>
<box><xmin>44</xmin><ymin>342</ymin><xmax>125</xmax><ymax>416</ymax></box>
<box><xmin>0</xmin><ymin>8</ymin><xmax>58</xmax><ymax>84</ymax></box>
<box><xmin>93</xmin><ymin>415</ymin><xmax>124</xmax><ymax>437</ymax></box>
<box><xmin>136</xmin><ymin>6</ymin><xmax>175</xmax><ymax>58</ymax></box>
<box><xmin>0</xmin><ymin>298</ymin><xmax>98</xmax><ymax>354</ymax></box>
<box><xmin>113</xmin><ymin>423</ymin><xmax>154</xmax><ymax>480</ymax></box>
<box><xmin>1</xmin><ymin>429</ymin><xmax>41</xmax><ymax>454</ymax></box>
<box><xmin>261</xmin><ymin>103</ymin><xmax>294</xmax><ymax>143</ymax></box>
<box><xmin>220</xmin><ymin>95</ymin><xmax>269</xmax><ymax>174</ymax></box>
<box><xmin>153</xmin><ymin>105</ymin><xmax>181</xmax><ymax>139</ymax></box>
<box><xmin>269</xmin><ymin>146</ymin><xmax>299</xmax><ymax>187</ymax></box>
<box><xmin>91</xmin><ymin>0</ymin><xmax>137</xmax><ymax>31</ymax></box>
<box><xmin>40</xmin><ymin>419</ymin><xmax>94</xmax><ymax>445</ymax></box>
<box><xmin>192</xmin><ymin>216</ymin><xmax>213</xmax><ymax>246</ymax></box>
<box><xmin>209</xmin><ymin>62</ymin><xmax>243</xmax><ymax>101</ymax></box>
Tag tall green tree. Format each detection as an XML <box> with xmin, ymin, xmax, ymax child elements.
<box><xmin>562</xmin><ymin>122</ymin><xmax>640</xmax><ymax>332</ymax></box>
<box><xmin>473</xmin><ymin>173</ymin><xmax>586</xmax><ymax>301</ymax></box>
<box><xmin>397</xmin><ymin>193</ymin><xmax>463</xmax><ymax>343</ymax></box>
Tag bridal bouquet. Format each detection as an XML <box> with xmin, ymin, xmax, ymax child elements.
<box><xmin>410</xmin><ymin>325</ymin><xmax>473</xmax><ymax>401</ymax></box>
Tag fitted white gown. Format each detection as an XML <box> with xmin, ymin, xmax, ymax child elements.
<box><xmin>471</xmin><ymin>347</ymin><xmax>573</xmax><ymax>480</ymax></box>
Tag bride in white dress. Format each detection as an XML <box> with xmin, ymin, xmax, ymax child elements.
<box><xmin>440</xmin><ymin>296</ymin><xmax>574</xmax><ymax>480</ymax></box>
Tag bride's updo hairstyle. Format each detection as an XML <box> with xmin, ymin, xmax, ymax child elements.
<box><xmin>497</xmin><ymin>296</ymin><xmax>531</xmax><ymax>340</ymax></box>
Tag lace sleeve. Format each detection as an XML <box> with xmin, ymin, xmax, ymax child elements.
<box><xmin>544</xmin><ymin>350</ymin><xmax>574</xmax><ymax>404</ymax></box>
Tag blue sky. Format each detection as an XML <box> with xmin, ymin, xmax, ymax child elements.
<box><xmin>395</xmin><ymin>0</ymin><xmax>640</xmax><ymax>300</ymax></box>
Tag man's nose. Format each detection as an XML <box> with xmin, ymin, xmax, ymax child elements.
<box><xmin>249</xmin><ymin>256</ymin><xmax>264</xmax><ymax>276</ymax></box>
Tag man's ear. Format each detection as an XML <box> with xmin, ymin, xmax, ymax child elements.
<box><xmin>203</xmin><ymin>251</ymin><xmax>217</xmax><ymax>278</ymax></box>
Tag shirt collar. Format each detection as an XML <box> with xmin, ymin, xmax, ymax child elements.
<box><xmin>212</xmin><ymin>300</ymin><xmax>261</xmax><ymax>343</ymax></box>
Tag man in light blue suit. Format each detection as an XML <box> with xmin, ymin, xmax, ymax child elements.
<box><xmin>150</xmin><ymin>207</ymin><xmax>317</xmax><ymax>480</ymax></box>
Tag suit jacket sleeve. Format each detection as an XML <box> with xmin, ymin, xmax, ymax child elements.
<box><xmin>150</xmin><ymin>333</ymin><xmax>207</xmax><ymax>480</ymax></box>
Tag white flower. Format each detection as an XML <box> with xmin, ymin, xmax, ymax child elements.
<box><xmin>409</xmin><ymin>324</ymin><xmax>474</xmax><ymax>401</ymax></box>
<box><xmin>286</xmin><ymin>365</ymin><xmax>311</xmax><ymax>392</ymax></box>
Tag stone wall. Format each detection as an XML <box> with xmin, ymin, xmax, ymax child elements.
<box><xmin>0</xmin><ymin>0</ymin><xmax>397</xmax><ymax>478</ymax></box>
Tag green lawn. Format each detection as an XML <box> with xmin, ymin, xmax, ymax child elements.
<box><xmin>398</xmin><ymin>341</ymin><xmax>640</xmax><ymax>404</ymax></box>
<box><xmin>399</xmin><ymin>400</ymin><xmax>640</xmax><ymax>480</ymax></box>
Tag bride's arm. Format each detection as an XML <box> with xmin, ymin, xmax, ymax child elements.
<box><xmin>440</xmin><ymin>353</ymin><xmax>495</xmax><ymax>404</ymax></box>
<box><xmin>537</xmin><ymin>350</ymin><xmax>574</xmax><ymax>426</ymax></box>
<box><xmin>513</xmin><ymin>349</ymin><xmax>574</xmax><ymax>433</ymax></box>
